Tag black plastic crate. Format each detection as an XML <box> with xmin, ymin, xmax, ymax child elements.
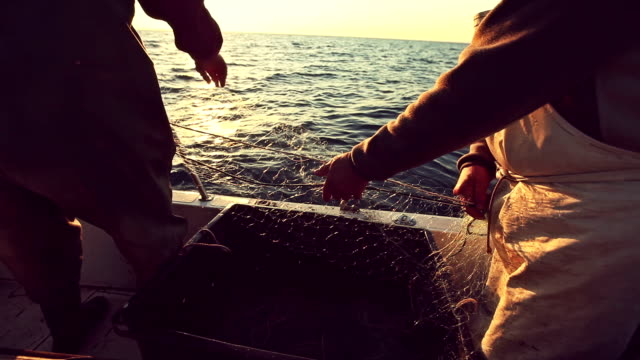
<box><xmin>118</xmin><ymin>204</ymin><xmax>462</xmax><ymax>360</ymax></box>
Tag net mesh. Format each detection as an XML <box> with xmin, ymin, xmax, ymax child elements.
<box><xmin>164</xmin><ymin>91</ymin><xmax>492</xmax><ymax>360</ymax></box>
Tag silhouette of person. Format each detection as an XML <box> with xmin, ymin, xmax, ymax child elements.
<box><xmin>0</xmin><ymin>0</ymin><xmax>226</xmax><ymax>353</ymax></box>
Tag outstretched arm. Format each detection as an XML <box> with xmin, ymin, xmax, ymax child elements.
<box><xmin>138</xmin><ymin>0</ymin><xmax>227</xmax><ymax>86</ymax></box>
<box><xmin>317</xmin><ymin>0</ymin><xmax>634</xmax><ymax>201</ymax></box>
<box><xmin>351</xmin><ymin>0</ymin><xmax>634</xmax><ymax>180</ymax></box>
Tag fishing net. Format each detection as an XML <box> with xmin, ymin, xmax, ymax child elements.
<box><xmin>136</xmin><ymin>32</ymin><xmax>493</xmax><ymax>360</ymax></box>
<box><xmin>150</xmin><ymin>90</ymin><xmax>493</xmax><ymax>360</ymax></box>
<box><xmin>169</xmin><ymin>90</ymin><xmax>468</xmax><ymax>216</ymax></box>
<box><xmin>125</xmin><ymin>203</ymin><xmax>488</xmax><ymax>360</ymax></box>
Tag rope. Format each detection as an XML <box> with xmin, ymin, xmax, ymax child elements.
<box><xmin>172</xmin><ymin>123</ymin><xmax>319</xmax><ymax>162</ymax></box>
<box><xmin>172</xmin><ymin>123</ymin><xmax>473</xmax><ymax>207</ymax></box>
<box><xmin>183</xmin><ymin>157</ymin><xmax>320</xmax><ymax>188</ymax></box>
<box><xmin>183</xmin><ymin>157</ymin><xmax>467</xmax><ymax>208</ymax></box>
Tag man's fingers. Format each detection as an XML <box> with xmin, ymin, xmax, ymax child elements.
<box><xmin>454</xmin><ymin>182</ymin><xmax>486</xmax><ymax>219</ymax></box>
<box><xmin>460</xmin><ymin>180</ymin><xmax>488</xmax><ymax>219</ymax></box>
<box><xmin>335</xmin><ymin>192</ymin><xmax>349</xmax><ymax>202</ymax></box>
<box><xmin>321</xmin><ymin>182</ymin><xmax>350</xmax><ymax>202</ymax></box>
<box><xmin>454</xmin><ymin>185</ymin><xmax>473</xmax><ymax>205</ymax></box>
<box><xmin>213</xmin><ymin>72</ymin><xmax>227</xmax><ymax>87</ymax></box>
<box><xmin>199</xmin><ymin>70</ymin><xmax>211</xmax><ymax>84</ymax></box>
<box><xmin>452</xmin><ymin>184</ymin><xmax>462</xmax><ymax>196</ymax></box>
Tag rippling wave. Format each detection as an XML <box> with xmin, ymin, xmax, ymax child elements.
<box><xmin>142</xmin><ymin>31</ymin><xmax>468</xmax><ymax>200</ymax></box>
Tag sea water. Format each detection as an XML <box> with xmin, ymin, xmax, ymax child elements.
<box><xmin>141</xmin><ymin>31</ymin><xmax>468</xmax><ymax>203</ymax></box>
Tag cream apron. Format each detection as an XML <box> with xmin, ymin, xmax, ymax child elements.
<box><xmin>475</xmin><ymin>103</ymin><xmax>640</xmax><ymax>359</ymax></box>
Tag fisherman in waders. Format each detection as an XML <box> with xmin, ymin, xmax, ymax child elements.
<box><xmin>316</xmin><ymin>0</ymin><xmax>640</xmax><ymax>359</ymax></box>
<box><xmin>0</xmin><ymin>0</ymin><xmax>226</xmax><ymax>353</ymax></box>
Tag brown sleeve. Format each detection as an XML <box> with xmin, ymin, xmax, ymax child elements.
<box><xmin>350</xmin><ymin>0</ymin><xmax>635</xmax><ymax>181</ymax></box>
<box><xmin>456</xmin><ymin>140</ymin><xmax>495</xmax><ymax>174</ymax></box>
<box><xmin>138</xmin><ymin>0</ymin><xmax>223</xmax><ymax>60</ymax></box>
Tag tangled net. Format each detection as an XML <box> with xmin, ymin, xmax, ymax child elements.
<box><xmin>140</xmin><ymin>31</ymin><xmax>492</xmax><ymax>359</ymax></box>
<box><xmin>132</xmin><ymin>90</ymin><xmax>494</xmax><ymax>360</ymax></box>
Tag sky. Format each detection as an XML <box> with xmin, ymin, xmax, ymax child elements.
<box><xmin>132</xmin><ymin>0</ymin><xmax>501</xmax><ymax>43</ymax></box>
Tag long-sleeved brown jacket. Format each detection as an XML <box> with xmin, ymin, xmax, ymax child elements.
<box><xmin>132</xmin><ymin>0</ymin><xmax>223</xmax><ymax>60</ymax></box>
<box><xmin>350</xmin><ymin>0</ymin><xmax>638</xmax><ymax>181</ymax></box>
<box><xmin>0</xmin><ymin>0</ymin><xmax>222</xmax><ymax>65</ymax></box>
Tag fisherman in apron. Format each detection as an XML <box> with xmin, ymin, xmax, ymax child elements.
<box><xmin>316</xmin><ymin>1</ymin><xmax>639</xmax><ymax>358</ymax></box>
<box><xmin>0</xmin><ymin>0</ymin><xmax>226</xmax><ymax>353</ymax></box>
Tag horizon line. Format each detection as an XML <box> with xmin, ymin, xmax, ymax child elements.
<box><xmin>136</xmin><ymin>28</ymin><xmax>470</xmax><ymax>45</ymax></box>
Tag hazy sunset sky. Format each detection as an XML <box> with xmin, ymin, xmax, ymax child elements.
<box><xmin>132</xmin><ymin>0</ymin><xmax>501</xmax><ymax>43</ymax></box>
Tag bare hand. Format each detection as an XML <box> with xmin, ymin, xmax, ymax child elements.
<box><xmin>314</xmin><ymin>152</ymin><xmax>369</xmax><ymax>202</ymax></box>
<box><xmin>453</xmin><ymin>165</ymin><xmax>492</xmax><ymax>219</ymax></box>
<box><xmin>195</xmin><ymin>54</ymin><xmax>227</xmax><ymax>87</ymax></box>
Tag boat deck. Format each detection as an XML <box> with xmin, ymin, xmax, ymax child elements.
<box><xmin>0</xmin><ymin>191</ymin><xmax>487</xmax><ymax>360</ymax></box>
<box><xmin>0</xmin><ymin>279</ymin><xmax>141</xmax><ymax>359</ymax></box>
